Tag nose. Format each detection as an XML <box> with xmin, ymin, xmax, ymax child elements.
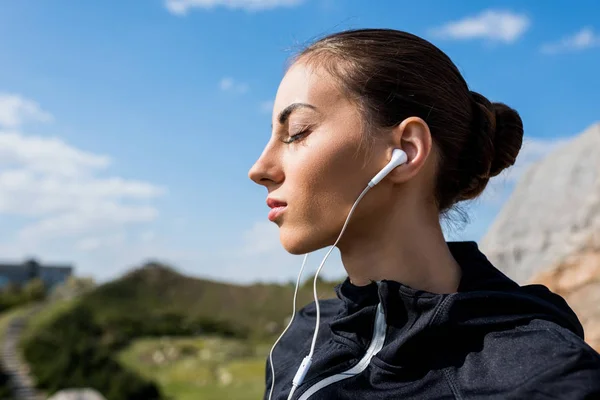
<box><xmin>248</xmin><ymin>145</ymin><xmax>284</xmax><ymax>187</ymax></box>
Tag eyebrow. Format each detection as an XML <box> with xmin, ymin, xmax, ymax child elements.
<box><xmin>275</xmin><ymin>102</ymin><xmax>317</xmax><ymax>126</ymax></box>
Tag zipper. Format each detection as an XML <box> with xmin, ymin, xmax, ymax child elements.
<box><xmin>296</xmin><ymin>301</ymin><xmax>387</xmax><ymax>399</ymax></box>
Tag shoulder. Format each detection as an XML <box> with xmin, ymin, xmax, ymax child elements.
<box><xmin>456</xmin><ymin>319</ymin><xmax>600</xmax><ymax>398</ymax></box>
<box><xmin>504</xmin><ymin>321</ymin><xmax>600</xmax><ymax>398</ymax></box>
<box><xmin>487</xmin><ymin>319</ymin><xmax>596</xmax><ymax>358</ymax></box>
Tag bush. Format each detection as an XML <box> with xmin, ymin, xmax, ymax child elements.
<box><xmin>0</xmin><ymin>278</ymin><xmax>48</xmax><ymax>312</ymax></box>
<box><xmin>22</xmin><ymin>305</ymin><xmax>163</xmax><ymax>400</ymax></box>
<box><xmin>23</xmin><ymin>278</ymin><xmax>47</xmax><ymax>302</ymax></box>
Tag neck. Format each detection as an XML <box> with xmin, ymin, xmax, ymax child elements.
<box><xmin>337</xmin><ymin>200</ymin><xmax>461</xmax><ymax>294</ymax></box>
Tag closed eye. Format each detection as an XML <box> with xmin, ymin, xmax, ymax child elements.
<box><xmin>281</xmin><ymin>129</ymin><xmax>310</xmax><ymax>144</ymax></box>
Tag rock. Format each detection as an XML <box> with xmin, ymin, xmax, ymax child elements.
<box><xmin>480</xmin><ymin>122</ymin><xmax>600</xmax><ymax>284</ymax></box>
<box><xmin>480</xmin><ymin>122</ymin><xmax>600</xmax><ymax>352</ymax></box>
<box><xmin>152</xmin><ymin>350</ymin><xmax>165</xmax><ymax>364</ymax></box>
<box><xmin>46</xmin><ymin>388</ymin><xmax>106</xmax><ymax>400</ymax></box>
<box><xmin>217</xmin><ymin>367</ymin><xmax>233</xmax><ymax>386</ymax></box>
<box><xmin>265</xmin><ymin>321</ymin><xmax>279</xmax><ymax>334</ymax></box>
<box><xmin>531</xmin><ymin>248</ymin><xmax>600</xmax><ymax>352</ymax></box>
<box><xmin>166</xmin><ymin>345</ymin><xmax>179</xmax><ymax>360</ymax></box>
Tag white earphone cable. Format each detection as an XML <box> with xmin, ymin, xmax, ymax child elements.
<box><xmin>267</xmin><ymin>253</ymin><xmax>309</xmax><ymax>400</ymax></box>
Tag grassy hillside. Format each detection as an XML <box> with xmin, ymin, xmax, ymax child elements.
<box><xmin>84</xmin><ymin>263</ymin><xmax>341</xmax><ymax>341</ymax></box>
<box><xmin>20</xmin><ymin>262</ymin><xmax>343</xmax><ymax>400</ymax></box>
<box><xmin>118</xmin><ymin>336</ymin><xmax>268</xmax><ymax>400</ymax></box>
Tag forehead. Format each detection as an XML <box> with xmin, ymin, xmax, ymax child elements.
<box><xmin>273</xmin><ymin>62</ymin><xmax>347</xmax><ymax>121</ymax></box>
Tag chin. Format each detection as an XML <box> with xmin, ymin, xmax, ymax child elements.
<box><xmin>279</xmin><ymin>226</ymin><xmax>328</xmax><ymax>255</ymax></box>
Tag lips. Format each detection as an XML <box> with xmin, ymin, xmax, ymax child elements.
<box><xmin>267</xmin><ymin>198</ymin><xmax>287</xmax><ymax>221</ymax></box>
<box><xmin>267</xmin><ymin>198</ymin><xmax>287</xmax><ymax>208</ymax></box>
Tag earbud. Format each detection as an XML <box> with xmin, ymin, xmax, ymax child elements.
<box><xmin>368</xmin><ymin>148</ymin><xmax>407</xmax><ymax>187</ymax></box>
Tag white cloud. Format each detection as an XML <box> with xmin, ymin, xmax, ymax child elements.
<box><xmin>541</xmin><ymin>27</ymin><xmax>600</xmax><ymax>54</ymax></box>
<box><xmin>0</xmin><ymin>94</ymin><xmax>198</xmax><ymax>283</ymax></box>
<box><xmin>140</xmin><ymin>230</ymin><xmax>156</xmax><ymax>243</ymax></box>
<box><xmin>260</xmin><ymin>100</ymin><xmax>275</xmax><ymax>114</ymax></box>
<box><xmin>76</xmin><ymin>232</ymin><xmax>126</xmax><ymax>252</ymax></box>
<box><xmin>260</xmin><ymin>100</ymin><xmax>274</xmax><ymax>114</ymax></box>
<box><xmin>220</xmin><ymin>77</ymin><xmax>234</xmax><ymax>91</ymax></box>
<box><xmin>165</xmin><ymin>0</ymin><xmax>303</xmax><ymax>15</ymax></box>
<box><xmin>0</xmin><ymin>93</ymin><xmax>54</xmax><ymax>128</ymax></box>
<box><xmin>430</xmin><ymin>10</ymin><xmax>530</xmax><ymax>43</ymax></box>
<box><xmin>240</xmin><ymin>220</ymin><xmax>282</xmax><ymax>256</ymax></box>
<box><xmin>0</xmin><ymin>169</ymin><xmax>164</xmax><ymax>217</ymax></box>
<box><xmin>18</xmin><ymin>203</ymin><xmax>159</xmax><ymax>241</ymax></box>
<box><xmin>0</xmin><ymin>94</ymin><xmax>166</xmax><ymax>251</ymax></box>
<box><xmin>219</xmin><ymin>77</ymin><xmax>249</xmax><ymax>94</ymax></box>
<box><xmin>0</xmin><ymin>133</ymin><xmax>165</xmax><ymax>222</ymax></box>
<box><xmin>0</xmin><ymin>132</ymin><xmax>110</xmax><ymax>178</ymax></box>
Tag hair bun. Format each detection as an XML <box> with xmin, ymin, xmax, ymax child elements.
<box><xmin>457</xmin><ymin>93</ymin><xmax>524</xmax><ymax>202</ymax></box>
<box><xmin>489</xmin><ymin>102</ymin><xmax>524</xmax><ymax>177</ymax></box>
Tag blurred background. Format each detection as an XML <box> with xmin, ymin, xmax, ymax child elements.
<box><xmin>0</xmin><ymin>1</ymin><xmax>598</xmax><ymax>399</ymax></box>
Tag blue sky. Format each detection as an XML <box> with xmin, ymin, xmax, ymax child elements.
<box><xmin>0</xmin><ymin>0</ymin><xmax>598</xmax><ymax>284</ymax></box>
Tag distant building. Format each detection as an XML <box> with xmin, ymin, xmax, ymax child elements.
<box><xmin>0</xmin><ymin>258</ymin><xmax>73</xmax><ymax>288</ymax></box>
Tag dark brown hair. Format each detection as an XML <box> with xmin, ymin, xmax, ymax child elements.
<box><xmin>292</xmin><ymin>28</ymin><xmax>524</xmax><ymax>213</ymax></box>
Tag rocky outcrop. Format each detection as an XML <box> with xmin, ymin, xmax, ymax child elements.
<box><xmin>480</xmin><ymin>122</ymin><xmax>600</xmax><ymax>352</ymax></box>
<box><xmin>46</xmin><ymin>388</ymin><xmax>106</xmax><ymax>400</ymax></box>
<box><xmin>531</xmin><ymin>247</ymin><xmax>600</xmax><ymax>352</ymax></box>
<box><xmin>481</xmin><ymin>122</ymin><xmax>600</xmax><ymax>283</ymax></box>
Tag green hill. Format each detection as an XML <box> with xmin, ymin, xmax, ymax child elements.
<box><xmin>20</xmin><ymin>262</ymin><xmax>343</xmax><ymax>400</ymax></box>
<box><xmin>85</xmin><ymin>262</ymin><xmax>340</xmax><ymax>342</ymax></box>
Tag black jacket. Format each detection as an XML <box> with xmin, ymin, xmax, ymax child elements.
<box><xmin>265</xmin><ymin>241</ymin><xmax>600</xmax><ymax>399</ymax></box>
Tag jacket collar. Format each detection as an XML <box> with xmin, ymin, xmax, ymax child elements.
<box><xmin>328</xmin><ymin>241</ymin><xmax>584</xmax><ymax>351</ymax></box>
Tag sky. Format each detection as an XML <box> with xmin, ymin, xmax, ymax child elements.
<box><xmin>0</xmin><ymin>0</ymin><xmax>598</xmax><ymax>285</ymax></box>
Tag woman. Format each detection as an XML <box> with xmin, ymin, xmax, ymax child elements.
<box><xmin>248</xmin><ymin>29</ymin><xmax>600</xmax><ymax>400</ymax></box>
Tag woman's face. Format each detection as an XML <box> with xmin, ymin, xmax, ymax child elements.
<box><xmin>248</xmin><ymin>62</ymin><xmax>391</xmax><ymax>254</ymax></box>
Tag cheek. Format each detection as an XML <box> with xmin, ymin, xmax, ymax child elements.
<box><xmin>291</xmin><ymin>137</ymin><xmax>362</xmax><ymax>208</ymax></box>
<box><xmin>279</xmin><ymin>135</ymin><xmax>370</xmax><ymax>252</ymax></box>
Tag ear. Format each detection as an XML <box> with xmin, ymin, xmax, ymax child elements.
<box><xmin>385</xmin><ymin>116</ymin><xmax>432</xmax><ymax>183</ymax></box>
